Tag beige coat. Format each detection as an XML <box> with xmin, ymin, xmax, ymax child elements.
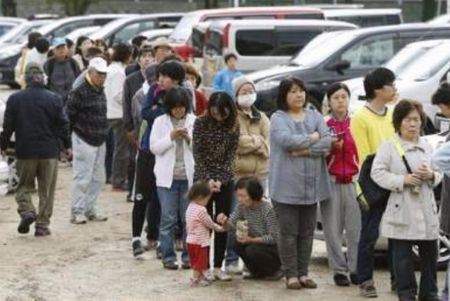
<box><xmin>234</xmin><ymin>108</ymin><xmax>269</xmax><ymax>180</ymax></box>
<box><xmin>371</xmin><ymin>136</ymin><xmax>442</xmax><ymax>240</ymax></box>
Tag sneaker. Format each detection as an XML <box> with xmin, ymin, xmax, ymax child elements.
<box><xmin>87</xmin><ymin>214</ymin><xmax>108</xmax><ymax>222</ymax></box>
<box><xmin>225</xmin><ymin>262</ymin><xmax>242</xmax><ymax>275</ymax></box>
<box><xmin>17</xmin><ymin>211</ymin><xmax>36</xmax><ymax>234</ymax></box>
<box><xmin>204</xmin><ymin>270</ymin><xmax>215</xmax><ymax>282</ymax></box>
<box><xmin>163</xmin><ymin>261</ymin><xmax>178</xmax><ymax>270</ymax></box>
<box><xmin>144</xmin><ymin>239</ymin><xmax>158</xmax><ymax>251</ymax></box>
<box><xmin>334</xmin><ymin>273</ymin><xmax>350</xmax><ymax>287</ymax></box>
<box><xmin>71</xmin><ymin>214</ymin><xmax>87</xmax><ymax>224</ymax></box>
<box><xmin>350</xmin><ymin>273</ymin><xmax>359</xmax><ymax>285</ymax></box>
<box><xmin>34</xmin><ymin>226</ymin><xmax>51</xmax><ymax>237</ymax></box>
<box><xmin>132</xmin><ymin>240</ymin><xmax>145</xmax><ymax>257</ymax></box>
<box><xmin>181</xmin><ymin>262</ymin><xmax>191</xmax><ymax>270</ymax></box>
<box><xmin>213</xmin><ymin>268</ymin><xmax>232</xmax><ymax>281</ymax></box>
<box><xmin>359</xmin><ymin>280</ymin><xmax>378</xmax><ymax>298</ymax></box>
<box><xmin>126</xmin><ymin>194</ymin><xmax>133</xmax><ymax>202</ymax></box>
<box><xmin>243</xmin><ymin>272</ymin><xmax>261</xmax><ymax>280</ymax></box>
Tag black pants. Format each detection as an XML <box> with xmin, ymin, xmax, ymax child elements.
<box><xmin>391</xmin><ymin>239</ymin><xmax>438</xmax><ymax>301</ymax></box>
<box><xmin>206</xmin><ymin>181</ymin><xmax>233</xmax><ymax>268</ymax></box>
<box><xmin>235</xmin><ymin>242</ymin><xmax>281</xmax><ymax>277</ymax></box>
<box><xmin>131</xmin><ymin>150</ymin><xmax>160</xmax><ymax>240</ymax></box>
<box><xmin>127</xmin><ymin>143</ymin><xmax>137</xmax><ymax>196</ymax></box>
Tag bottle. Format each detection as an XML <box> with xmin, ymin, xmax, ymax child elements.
<box><xmin>236</xmin><ymin>219</ymin><xmax>248</xmax><ymax>238</ymax></box>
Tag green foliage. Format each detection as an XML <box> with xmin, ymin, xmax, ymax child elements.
<box><xmin>45</xmin><ymin>0</ymin><xmax>100</xmax><ymax>16</ymax></box>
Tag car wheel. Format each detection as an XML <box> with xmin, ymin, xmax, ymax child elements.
<box><xmin>413</xmin><ymin>234</ymin><xmax>450</xmax><ymax>270</ymax></box>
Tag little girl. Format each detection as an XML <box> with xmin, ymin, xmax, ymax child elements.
<box><xmin>186</xmin><ymin>182</ymin><xmax>225</xmax><ymax>286</ymax></box>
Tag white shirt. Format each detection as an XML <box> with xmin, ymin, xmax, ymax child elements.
<box><xmin>105</xmin><ymin>61</ymin><xmax>126</xmax><ymax>120</ymax></box>
<box><xmin>26</xmin><ymin>48</ymin><xmax>48</xmax><ymax>69</ymax></box>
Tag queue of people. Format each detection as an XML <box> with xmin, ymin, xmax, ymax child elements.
<box><xmin>2</xmin><ymin>30</ymin><xmax>450</xmax><ymax>300</ymax></box>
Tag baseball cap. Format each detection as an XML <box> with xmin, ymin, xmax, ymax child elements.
<box><xmin>51</xmin><ymin>37</ymin><xmax>67</xmax><ymax>48</ymax></box>
<box><xmin>88</xmin><ymin>57</ymin><xmax>108</xmax><ymax>73</ymax></box>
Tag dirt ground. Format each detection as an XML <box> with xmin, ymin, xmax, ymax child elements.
<box><xmin>0</xmin><ymin>165</ymin><xmax>445</xmax><ymax>301</ymax></box>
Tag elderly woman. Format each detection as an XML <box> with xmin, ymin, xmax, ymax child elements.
<box><xmin>269</xmin><ymin>77</ymin><xmax>332</xmax><ymax>289</ymax></box>
<box><xmin>371</xmin><ymin>99</ymin><xmax>442</xmax><ymax>301</ymax></box>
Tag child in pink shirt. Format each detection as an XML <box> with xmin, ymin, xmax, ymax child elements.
<box><xmin>186</xmin><ymin>182</ymin><xmax>225</xmax><ymax>286</ymax></box>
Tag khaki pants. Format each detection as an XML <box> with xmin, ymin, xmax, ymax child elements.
<box><xmin>16</xmin><ymin>159</ymin><xmax>58</xmax><ymax>227</ymax></box>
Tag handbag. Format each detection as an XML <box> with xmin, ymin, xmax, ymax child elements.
<box><xmin>356</xmin><ymin>138</ymin><xmax>413</xmax><ymax>211</ymax></box>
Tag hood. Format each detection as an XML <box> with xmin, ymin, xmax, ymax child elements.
<box><xmin>247</xmin><ymin>64</ymin><xmax>306</xmax><ymax>83</ymax></box>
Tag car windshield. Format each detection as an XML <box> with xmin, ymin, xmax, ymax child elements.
<box><xmin>169</xmin><ymin>14</ymin><xmax>199</xmax><ymax>43</ymax></box>
<box><xmin>289</xmin><ymin>30</ymin><xmax>356</xmax><ymax>68</ymax></box>
<box><xmin>385</xmin><ymin>45</ymin><xmax>433</xmax><ymax>75</ymax></box>
<box><xmin>0</xmin><ymin>23</ymin><xmax>15</xmax><ymax>37</ymax></box>
<box><xmin>397</xmin><ymin>45</ymin><xmax>450</xmax><ymax>81</ymax></box>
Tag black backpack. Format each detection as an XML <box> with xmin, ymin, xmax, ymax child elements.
<box><xmin>45</xmin><ymin>57</ymin><xmax>80</xmax><ymax>84</ymax></box>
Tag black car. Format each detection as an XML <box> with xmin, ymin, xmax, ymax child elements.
<box><xmin>249</xmin><ymin>23</ymin><xmax>450</xmax><ymax>115</ymax></box>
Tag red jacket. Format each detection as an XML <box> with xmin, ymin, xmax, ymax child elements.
<box><xmin>194</xmin><ymin>90</ymin><xmax>207</xmax><ymax>116</ymax></box>
<box><xmin>326</xmin><ymin>115</ymin><xmax>359</xmax><ymax>184</ymax></box>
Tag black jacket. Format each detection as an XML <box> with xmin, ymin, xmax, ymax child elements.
<box><xmin>0</xmin><ymin>83</ymin><xmax>71</xmax><ymax>159</ymax></box>
<box><xmin>123</xmin><ymin>70</ymin><xmax>145</xmax><ymax>132</ymax></box>
<box><xmin>66</xmin><ymin>77</ymin><xmax>108</xmax><ymax>147</ymax></box>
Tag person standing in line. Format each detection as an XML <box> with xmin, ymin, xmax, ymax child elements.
<box><xmin>321</xmin><ymin>83</ymin><xmax>360</xmax><ymax>286</ymax></box>
<box><xmin>184</xmin><ymin>63</ymin><xmax>208</xmax><ymax>116</ymax></box>
<box><xmin>66</xmin><ymin>58</ymin><xmax>109</xmax><ymax>224</ymax></box>
<box><xmin>193</xmin><ymin>91</ymin><xmax>240</xmax><ymax>281</ymax></box>
<box><xmin>15</xmin><ymin>32</ymin><xmax>42</xmax><ymax>89</ymax></box>
<box><xmin>105</xmin><ymin>43</ymin><xmax>133</xmax><ymax>192</ymax></box>
<box><xmin>24</xmin><ymin>37</ymin><xmax>50</xmax><ymax>73</ymax></box>
<box><xmin>372</xmin><ymin>100</ymin><xmax>441</xmax><ymax>301</ymax></box>
<box><xmin>269</xmin><ymin>77</ymin><xmax>332</xmax><ymax>290</ymax></box>
<box><xmin>212</xmin><ymin>53</ymin><xmax>242</xmax><ymax>97</ymax></box>
<box><xmin>152</xmin><ymin>38</ymin><xmax>173</xmax><ymax>64</ymax></box>
<box><xmin>150</xmin><ymin>86</ymin><xmax>196</xmax><ymax>270</ymax></box>
<box><xmin>430</xmin><ymin>83</ymin><xmax>450</xmax><ymax>301</ymax></box>
<box><xmin>72</xmin><ymin>36</ymin><xmax>94</xmax><ymax>71</ymax></box>
<box><xmin>0</xmin><ymin>63</ymin><xmax>71</xmax><ymax>236</ymax></box>
<box><xmin>350</xmin><ymin>67</ymin><xmax>397</xmax><ymax>298</ymax></box>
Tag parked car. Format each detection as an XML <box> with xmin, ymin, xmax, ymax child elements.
<box><xmin>247</xmin><ymin>24</ymin><xmax>450</xmax><ymax>116</ymax></box>
<box><xmin>66</xmin><ymin>26</ymin><xmax>101</xmax><ymax>42</ymax></box>
<box><xmin>168</xmin><ymin>6</ymin><xmax>325</xmax><ymax>60</ymax></box>
<box><xmin>429</xmin><ymin>13</ymin><xmax>450</xmax><ymax>25</ymax></box>
<box><xmin>137</xmin><ymin>28</ymin><xmax>173</xmax><ymax>43</ymax></box>
<box><xmin>90</xmin><ymin>14</ymin><xmax>182</xmax><ymax>47</ymax></box>
<box><xmin>201</xmin><ymin>19</ymin><xmax>357</xmax><ymax>89</ymax></box>
<box><xmin>0</xmin><ymin>19</ymin><xmax>51</xmax><ymax>45</ymax></box>
<box><xmin>323</xmin><ymin>8</ymin><xmax>403</xmax><ymax>27</ymax></box>
<box><xmin>0</xmin><ymin>19</ymin><xmax>26</xmax><ymax>38</ymax></box>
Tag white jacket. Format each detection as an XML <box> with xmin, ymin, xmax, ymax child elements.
<box><xmin>150</xmin><ymin>113</ymin><xmax>196</xmax><ymax>188</ymax></box>
<box><xmin>105</xmin><ymin>62</ymin><xmax>126</xmax><ymax>120</ymax></box>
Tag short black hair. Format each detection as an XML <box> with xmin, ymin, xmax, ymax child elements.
<box><xmin>277</xmin><ymin>77</ymin><xmax>306</xmax><ymax>111</ymax></box>
<box><xmin>392</xmin><ymin>99</ymin><xmax>426</xmax><ymax>133</ymax></box>
<box><xmin>27</xmin><ymin>32</ymin><xmax>42</xmax><ymax>49</ymax></box>
<box><xmin>224</xmin><ymin>53</ymin><xmax>237</xmax><ymax>63</ymax></box>
<box><xmin>75</xmin><ymin>35</ymin><xmax>91</xmax><ymax>55</ymax></box>
<box><xmin>235</xmin><ymin>177</ymin><xmax>264</xmax><ymax>202</ymax></box>
<box><xmin>187</xmin><ymin>181</ymin><xmax>211</xmax><ymax>201</ymax></box>
<box><xmin>163</xmin><ymin>86</ymin><xmax>192</xmax><ymax>114</ymax></box>
<box><xmin>432</xmin><ymin>82</ymin><xmax>450</xmax><ymax>106</ymax></box>
<box><xmin>35</xmin><ymin>37</ymin><xmax>49</xmax><ymax>54</ymax></box>
<box><xmin>326</xmin><ymin>82</ymin><xmax>350</xmax><ymax>100</ymax></box>
<box><xmin>131</xmin><ymin>35</ymin><xmax>148</xmax><ymax>48</ymax></box>
<box><xmin>65</xmin><ymin>38</ymin><xmax>74</xmax><ymax>48</ymax></box>
<box><xmin>86</xmin><ymin>46</ymin><xmax>103</xmax><ymax>58</ymax></box>
<box><xmin>112</xmin><ymin>43</ymin><xmax>133</xmax><ymax>63</ymax></box>
<box><xmin>363</xmin><ymin>67</ymin><xmax>395</xmax><ymax>100</ymax></box>
<box><xmin>160</xmin><ymin>54</ymin><xmax>182</xmax><ymax>65</ymax></box>
<box><xmin>137</xmin><ymin>45</ymin><xmax>154</xmax><ymax>59</ymax></box>
<box><xmin>158</xmin><ymin>60</ymin><xmax>185</xmax><ymax>83</ymax></box>
<box><xmin>207</xmin><ymin>91</ymin><xmax>238</xmax><ymax>129</ymax></box>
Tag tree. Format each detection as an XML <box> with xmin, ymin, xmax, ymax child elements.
<box><xmin>422</xmin><ymin>0</ymin><xmax>437</xmax><ymax>21</ymax></box>
<box><xmin>45</xmin><ymin>0</ymin><xmax>101</xmax><ymax>16</ymax></box>
<box><xmin>1</xmin><ymin>0</ymin><xmax>17</xmax><ymax>16</ymax></box>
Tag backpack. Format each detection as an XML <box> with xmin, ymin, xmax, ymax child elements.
<box><xmin>45</xmin><ymin>57</ymin><xmax>79</xmax><ymax>84</ymax></box>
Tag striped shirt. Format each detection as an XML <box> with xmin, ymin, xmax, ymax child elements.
<box><xmin>186</xmin><ymin>203</ymin><xmax>223</xmax><ymax>247</ymax></box>
<box><xmin>229</xmin><ymin>200</ymin><xmax>279</xmax><ymax>245</ymax></box>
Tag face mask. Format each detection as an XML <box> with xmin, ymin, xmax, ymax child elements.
<box><xmin>142</xmin><ymin>81</ymin><xmax>150</xmax><ymax>94</ymax></box>
<box><xmin>237</xmin><ymin>93</ymin><xmax>257</xmax><ymax>107</ymax></box>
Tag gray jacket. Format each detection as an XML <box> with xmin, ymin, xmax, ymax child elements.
<box><xmin>269</xmin><ymin>109</ymin><xmax>332</xmax><ymax>205</ymax></box>
<box><xmin>372</xmin><ymin>137</ymin><xmax>442</xmax><ymax>240</ymax></box>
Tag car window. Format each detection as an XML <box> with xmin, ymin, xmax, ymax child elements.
<box><xmin>112</xmin><ymin>21</ymin><xmax>156</xmax><ymax>45</ymax></box>
<box><xmin>275</xmin><ymin>29</ymin><xmax>322</xmax><ymax>56</ymax></box>
<box><xmin>205</xmin><ymin>30</ymin><xmax>222</xmax><ymax>56</ymax></box>
<box><xmin>341</xmin><ymin>35</ymin><xmax>395</xmax><ymax>69</ymax></box>
<box><xmin>192</xmin><ymin>28</ymin><xmax>205</xmax><ymax>57</ymax></box>
<box><xmin>51</xmin><ymin>20</ymin><xmax>94</xmax><ymax>38</ymax></box>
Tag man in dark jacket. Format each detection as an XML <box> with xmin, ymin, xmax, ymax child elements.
<box><xmin>0</xmin><ymin>63</ymin><xmax>71</xmax><ymax>237</ymax></box>
<box><xmin>66</xmin><ymin>57</ymin><xmax>109</xmax><ymax>225</ymax></box>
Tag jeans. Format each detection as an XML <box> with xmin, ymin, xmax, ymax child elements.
<box><xmin>157</xmin><ymin>180</ymin><xmax>189</xmax><ymax>264</ymax></box>
<box><xmin>391</xmin><ymin>239</ymin><xmax>438</xmax><ymax>301</ymax></box>
<box><xmin>71</xmin><ymin>133</ymin><xmax>106</xmax><ymax>216</ymax></box>
<box><xmin>225</xmin><ymin>188</ymin><xmax>239</xmax><ymax>266</ymax></box>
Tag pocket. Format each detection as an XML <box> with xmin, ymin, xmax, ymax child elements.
<box><xmin>384</xmin><ymin>198</ymin><xmax>409</xmax><ymax>226</ymax></box>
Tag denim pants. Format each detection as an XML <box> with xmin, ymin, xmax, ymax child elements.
<box><xmin>157</xmin><ymin>180</ymin><xmax>189</xmax><ymax>264</ymax></box>
<box><xmin>391</xmin><ymin>239</ymin><xmax>438</xmax><ymax>301</ymax></box>
<box><xmin>71</xmin><ymin>133</ymin><xmax>106</xmax><ymax>216</ymax></box>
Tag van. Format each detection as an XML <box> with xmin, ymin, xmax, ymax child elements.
<box><xmin>200</xmin><ymin>19</ymin><xmax>357</xmax><ymax>88</ymax></box>
<box><xmin>247</xmin><ymin>24</ymin><xmax>450</xmax><ymax>115</ymax></box>
<box><xmin>168</xmin><ymin>6</ymin><xmax>325</xmax><ymax>60</ymax></box>
<box><xmin>324</xmin><ymin>8</ymin><xmax>403</xmax><ymax>27</ymax></box>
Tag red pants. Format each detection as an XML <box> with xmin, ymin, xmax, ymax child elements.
<box><xmin>187</xmin><ymin>243</ymin><xmax>209</xmax><ymax>271</ymax></box>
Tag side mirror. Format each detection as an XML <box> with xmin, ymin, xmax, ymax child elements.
<box><xmin>326</xmin><ymin>60</ymin><xmax>351</xmax><ymax>75</ymax></box>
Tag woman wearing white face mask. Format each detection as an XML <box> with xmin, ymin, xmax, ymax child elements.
<box><xmin>223</xmin><ymin>76</ymin><xmax>270</xmax><ymax>276</ymax></box>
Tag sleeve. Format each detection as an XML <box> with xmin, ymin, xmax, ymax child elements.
<box><xmin>198</xmin><ymin>209</ymin><xmax>223</xmax><ymax>231</ymax></box>
<box><xmin>212</xmin><ymin>70</ymin><xmax>223</xmax><ymax>91</ymax></box>
<box><xmin>111</xmin><ymin>71</ymin><xmax>126</xmax><ymax>107</ymax></box>
<box><xmin>141</xmin><ymin>85</ymin><xmax>164</xmax><ymax>126</ymax></box>
<box><xmin>185</xmin><ymin>114</ymin><xmax>195</xmax><ymax>150</ymax></box>
<box><xmin>55</xmin><ymin>96</ymin><xmax>71</xmax><ymax>149</ymax></box>
<box><xmin>370</xmin><ymin>141</ymin><xmax>405</xmax><ymax>193</ymax></box>
<box><xmin>309</xmin><ymin>112</ymin><xmax>332</xmax><ymax>155</ymax></box>
<box><xmin>257</xmin><ymin>113</ymin><xmax>270</xmax><ymax>158</ymax></box>
<box><xmin>270</xmin><ymin>113</ymin><xmax>311</xmax><ymax>151</ymax></box>
<box><xmin>122</xmin><ymin>78</ymin><xmax>134</xmax><ymax>131</ymax></box>
<box><xmin>224</xmin><ymin>125</ymin><xmax>240</xmax><ymax>168</ymax></box>
<box><xmin>350</xmin><ymin>114</ymin><xmax>370</xmax><ymax>165</ymax></box>
<box><xmin>0</xmin><ymin>96</ymin><xmax>15</xmax><ymax>151</ymax></box>
<box><xmin>260</xmin><ymin>207</ymin><xmax>279</xmax><ymax>244</ymax></box>
<box><xmin>192</xmin><ymin>118</ymin><xmax>208</xmax><ymax>174</ymax></box>
<box><xmin>432</xmin><ymin>141</ymin><xmax>450</xmax><ymax>177</ymax></box>
<box><xmin>149</xmin><ymin>116</ymin><xmax>175</xmax><ymax>155</ymax></box>
<box><xmin>228</xmin><ymin>205</ymin><xmax>243</xmax><ymax>229</ymax></box>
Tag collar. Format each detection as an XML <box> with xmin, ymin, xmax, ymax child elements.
<box><xmin>396</xmin><ymin>134</ymin><xmax>427</xmax><ymax>153</ymax></box>
<box><xmin>85</xmin><ymin>73</ymin><xmax>102</xmax><ymax>91</ymax></box>
<box><xmin>238</xmin><ymin>106</ymin><xmax>261</xmax><ymax>121</ymax></box>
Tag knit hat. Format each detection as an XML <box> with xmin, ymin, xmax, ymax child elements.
<box><xmin>232</xmin><ymin>75</ymin><xmax>256</xmax><ymax>99</ymax></box>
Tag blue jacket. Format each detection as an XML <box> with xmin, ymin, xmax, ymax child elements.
<box><xmin>140</xmin><ymin>83</ymin><xmax>165</xmax><ymax>151</ymax></box>
<box><xmin>212</xmin><ymin>68</ymin><xmax>242</xmax><ymax>97</ymax></box>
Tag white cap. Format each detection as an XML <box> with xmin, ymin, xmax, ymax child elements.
<box><xmin>88</xmin><ymin>57</ymin><xmax>108</xmax><ymax>73</ymax></box>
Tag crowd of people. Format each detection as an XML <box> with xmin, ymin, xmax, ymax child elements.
<box><xmin>2</xmin><ymin>31</ymin><xmax>450</xmax><ymax>301</ymax></box>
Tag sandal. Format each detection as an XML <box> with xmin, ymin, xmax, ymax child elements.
<box><xmin>286</xmin><ymin>278</ymin><xmax>302</xmax><ymax>290</ymax></box>
<box><xmin>299</xmin><ymin>278</ymin><xmax>317</xmax><ymax>289</ymax></box>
